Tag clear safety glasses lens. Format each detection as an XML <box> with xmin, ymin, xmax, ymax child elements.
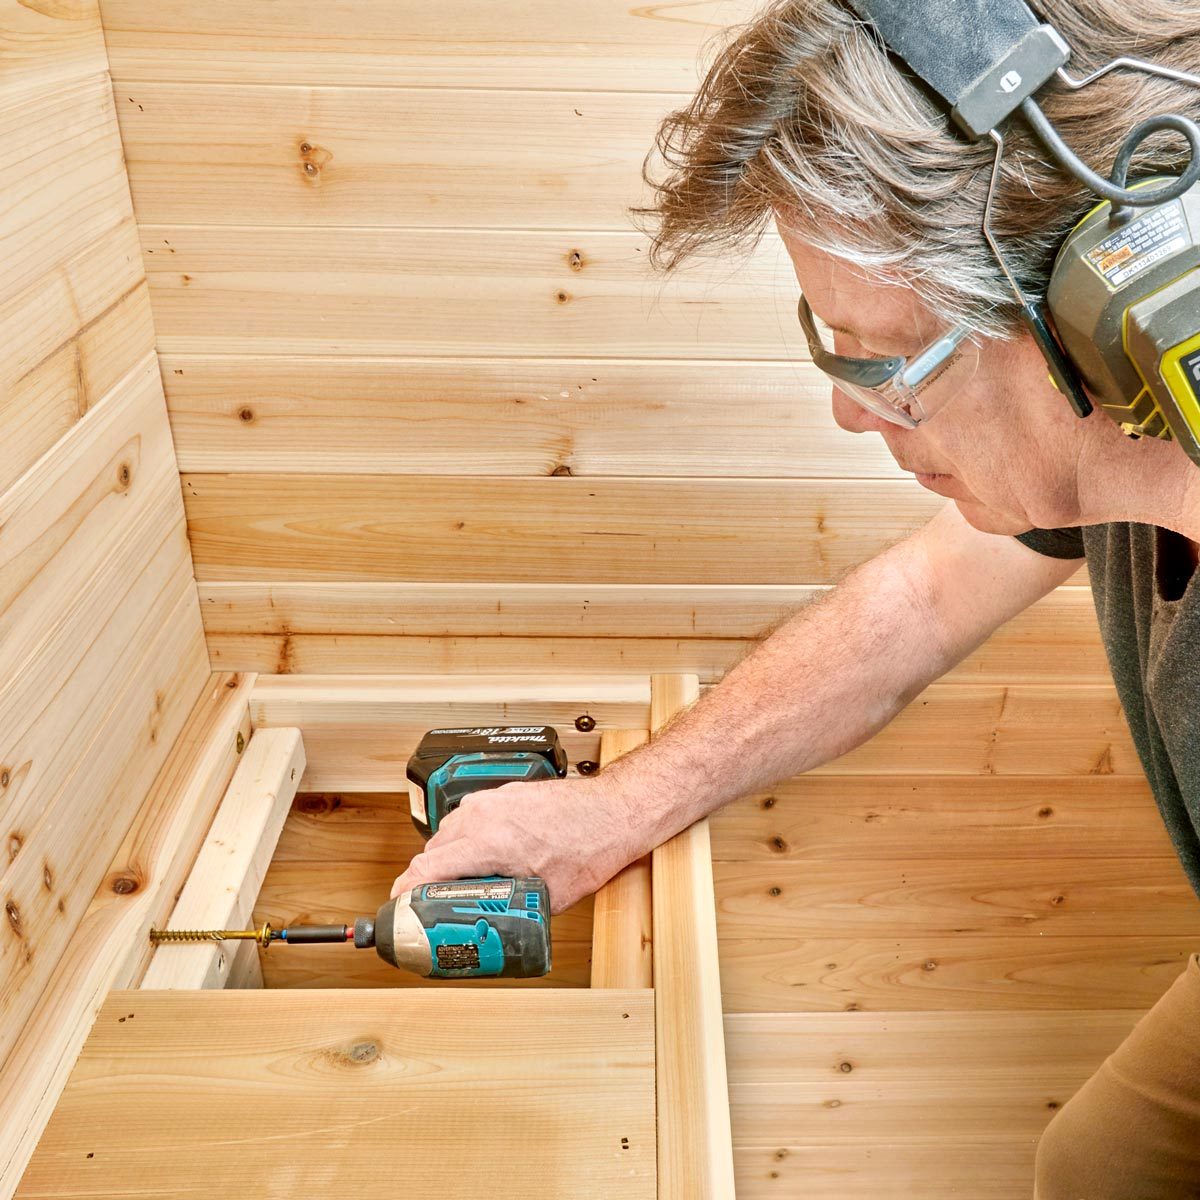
<box><xmin>797</xmin><ymin>297</ymin><xmax>977</xmax><ymax>428</ymax></box>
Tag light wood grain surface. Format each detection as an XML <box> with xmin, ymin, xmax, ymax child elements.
<box><xmin>0</xmin><ymin>673</ymin><xmax>252</xmax><ymax>1194</ymax></box>
<box><xmin>591</xmin><ymin>730</ymin><xmax>653</xmax><ymax>989</ymax></box>
<box><xmin>100</xmin><ymin>0</ymin><xmax>758</xmax><ymax>89</ymax></box>
<box><xmin>17</xmin><ymin>989</ymin><xmax>657</xmax><ymax>1199</ymax></box>
<box><xmin>142</xmin><ymin>728</ymin><xmax>305</xmax><ymax>990</ymax></box>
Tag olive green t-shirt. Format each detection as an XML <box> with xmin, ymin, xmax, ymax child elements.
<box><xmin>1017</xmin><ymin>523</ymin><xmax>1200</xmax><ymax>894</ymax></box>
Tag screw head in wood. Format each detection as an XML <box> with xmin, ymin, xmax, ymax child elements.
<box><xmin>574</xmin><ymin>714</ymin><xmax>596</xmax><ymax>733</ymax></box>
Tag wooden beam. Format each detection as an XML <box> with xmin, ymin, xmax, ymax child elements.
<box><xmin>650</xmin><ymin>674</ymin><xmax>735</xmax><ymax>1199</ymax></box>
<box><xmin>141</xmin><ymin>728</ymin><xmax>305</xmax><ymax>990</ymax></box>
<box><xmin>0</xmin><ymin>674</ymin><xmax>253</xmax><ymax>1198</ymax></box>
<box><xmin>591</xmin><ymin>730</ymin><xmax>652</xmax><ymax>989</ymax></box>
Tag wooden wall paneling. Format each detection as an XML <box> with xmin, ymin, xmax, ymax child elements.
<box><xmin>3</xmin><ymin>78</ymin><xmax>134</xmax><ymax>310</ymax></box>
<box><xmin>0</xmin><ymin>220</ymin><xmax>153</xmax><ymax>495</ymax></box>
<box><xmin>713</xmin><ymin>858</ymin><xmax>1200</xmax><ymax>939</ymax></box>
<box><xmin>140</xmin><ymin>227</ymin><xmax>799</xmax><ymax>358</ymax></box>
<box><xmin>709</xmin><ymin>774</ymin><xmax>1173</xmax><ymax>861</ymax></box>
<box><xmin>724</xmin><ymin>1010</ymin><xmax>1138</xmax><ymax>1083</ymax></box>
<box><xmin>650</xmin><ymin>674</ymin><xmax>735</xmax><ymax>1199</ymax></box>
<box><xmin>116</xmin><ymin>84</ymin><xmax>675</xmax><ymax>229</ymax></box>
<box><xmin>716</xmin><ymin>935</ymin><xmax>1198</xmax><ymax>1014</ymax></box>
<box><xmin>732</xmin><ymin>1142</ymin><xmax>1048</xmax><ymax>1200</ymax></box>
<box><xmin>0</xmin><ymin>673</ymin><xmax>253</xmax><ymax>1198</ymax></box>
<box><xmin>0</xmin><ymin>357</ymin><xmax>210</xmax><ymax>1071</ymax></box>
<box><xmin>0</xmin><ymin>0</ymin><xmax>108</xmax><ymax>99</ymax></box>
<box><xmin>182</xmin><ymin>475</ymin><xmax>940</xmax><ymax>585</ymax></box>
<box><xmin>1</xmin><ymin>362</ymin><xmax>190</xmax><ymax>835</ymax></box>
<box><xmin>99</xmin><ymin>0</ymin><xmax>760</xmax><ymax>89</ymax></box>
<box><xmin>202</xmin><ymin>604</ymin><xmax>1109</xmax><ymax>685</ymax></box>
<box><xmin>591</xmin><ymin>730</ymin><xmax>653</xmax><ymax>989</ymax></box>
<box><xmin>198</xmin><ymin>581</ymin><xmax>1105</xmax><ymax>683</ymax></box>
<box><xmin>16</xmin><ymin>990</ymin><xmax>657</xmax><ymax>1199</ymax></box>
<box><xmin>141</xmin><ymin>728</ymin><xmax>305</xmax><ymax>990</ymax></box>
<box><xmin>163</xmin><ymin>356</ymin><xmax>891</xmax><ymax>479</ymax></box>
<box><xmin>0</xmin><ymin>582</ymin><xmax>208</xmax><ymax>1072</ymax></box>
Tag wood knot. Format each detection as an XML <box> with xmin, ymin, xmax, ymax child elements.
<box><xmin>1046</xmin><ymin>1100</ymin><xmax>1059</xmax><ymax>1111</ymax></box>
<box><xmin>823</xmin><ymin>1099</ymin><xmax>842</xmax><ymax>1109</ymax></box>
<box><xmin>116</xmin><ymin>462</ymin><xmax>132</xmax><ymax>490</ymax></box>
<box><xmin>567</xmin><ymin>249</ymin><xmax>585</xmax><ymax>271</ymax></box>
<box><xmin>770</xmin><ymin>836</ymin><xmax>787</xmax><ymax>853</ymax></box>
<box><xmin>111</xmin><ymin>876</ymin><xmax>139</xmax><ymax>896</ymax></box>
<box><xmin>555</xmin><ymin>291</ymin><xmax>570</xmax><ymax>304</ymax></box>
<box><xmin>1038</xmin><ymin>806</ymin><xmax>1054</xmax><ymax>818</ymax></box>
<box><xmin>43</xmin><ymin>865</ymin><xmax>53</xmax><ymax>891</ymax></box>
<box><xmin>348</xmin><ymin>1041</ymin><xmax>378</xmax><ymax>1064</ymax></box>
<box><xmin>761</xmin><ymin>796</ymin><xmax>776</xmax><ymax>809</ymax></box>
<box><xmin>0</xmin><ymin>768</ymin><xmax>10</xmax><ymax>788</ymax></box>
<box><xmin>923</xmin><ymin>959</ymin><xmax>938</xmax><ymax>971</ymax></box>
<box><xmin>6</xmin><ymin>901</ymin><xmax>22</xmax><ymax>936</ymax></box>
<box><xmin>7</xmin><ymin>834</ymin><xmax>21</xmax><ymax>862</ymax></box>
<box><xmin>774</xmin><ymin>1150</ymin><xmax>789</xmax><ymax>1161</ymax></box>
<box><xmin>838</xmin><ymin>1061</ymin><xmax>853</xmax><ymax>1073</ymax></box>
<box><xmin>768</xmin><ymin>886</ymin><xmax>782</xmax><ymax>897</ymax></box>
<box><xmin>238</xmin><ymin>408</ymin><xmax>255</xmax><ymax>423</ymax></box>
<box><xmin>1050</xmin><ymin>894</ymin><xmax>1066</xmax><ymax>906</ymax></box>
<box><xmin>550</xmin><ymin>464</ymin><xmax>573</xmax><ymax>477</ymax></box>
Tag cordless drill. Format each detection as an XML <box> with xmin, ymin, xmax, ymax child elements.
<box><xmin>156</xmin><ymin>727</ymin><xmax>570</xmax><ymax>979</ymax></box>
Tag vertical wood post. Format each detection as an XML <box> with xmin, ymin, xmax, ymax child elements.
<box><xmin>650</xmin><ymin>675</ymin><xmax>735</xmax><ymax>1198</ymax></box>
<box><xmin>590</xmin><ymin>729</ymin><xmax>652</xmax><ymax>989</ymax></box>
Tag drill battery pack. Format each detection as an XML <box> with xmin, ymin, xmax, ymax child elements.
<box><xmin>405</xmin><ymin>726</ymin><xmax>568</xmax><ymax>838</ymax></box>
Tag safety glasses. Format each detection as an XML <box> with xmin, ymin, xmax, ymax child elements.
<box><xmin>797</xmin><ymin>295</ymin><xmax>978</xmax><ymax>428</ymax></box>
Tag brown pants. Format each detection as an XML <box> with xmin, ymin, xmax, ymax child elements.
<box><xmin>1035</xmin><ymin>954</ymin><xmax>1200</xmax><ymax>1200</ymax></box>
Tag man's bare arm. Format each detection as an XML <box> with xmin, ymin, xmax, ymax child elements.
<box><xmin>391</xmin><ymin>503</ymin><xmax>1081</xmax><ymax>910</ymax></box>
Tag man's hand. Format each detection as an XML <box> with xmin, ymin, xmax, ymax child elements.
<box><xmin>390</xmin><ymin>775</ymin><xmax>641</xmax><ymax>915</ymax></box>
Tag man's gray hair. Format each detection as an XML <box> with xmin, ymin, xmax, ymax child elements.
<box><xmin>640</xmin><ymin>0</ymin><xmax>1200</xmax><ymax>337</ymax></box>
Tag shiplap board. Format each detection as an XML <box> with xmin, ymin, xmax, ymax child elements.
<box><xmin>17</xmin><ymin>990</ymin><xmax>655</xmax><ymax>1198</ymax></box>
<box><xmin>0</xmin><ymin>580</ymin><xmax>208</xmax><ymax>1076</ymax></box>
<box><xmin>733</xmin><ymin>1141</ymin><xmax>1047</xmax><ymax>1200</ymax></box>
<box><xmin>1</xmin><ymin>362</ymin><xmax>192</xmax><ymax>840</ymax></box>
<box><xmin>99</xmin><ymin>0</ymin><xmax>756</xmax><ymax>89</ymax></box>
<box><xmin>202</xmin><ymin>583</ymin><xmax>1107</xmax><ymax>681</ymax></box>
<box><xmin>140</xmin><ymin>227</ymin><xmax>800</xmax><ymax>357</ymax></box>
<box><xmin>163</xmin><ymin>356</ymin><xmax>889</xmax><ymax>478</ymax></box>
<box><xmin>724</xmin><ymin>1010</ymin><xmax>1138</xmax><ymax>1083</ymax></box>
<box><xmin>717</xmin><ymin>935</ymin><xmax>1197</xmax><ymax>1012</ymax></box>
<box><xmin>709</xmin><ymin>774</ymin><xmax>1172</xmax><ymax>860</ymax></box>
<box><xmin>0</xmin><ymin>0</ymin><xmax>108</xmax><ymax>99</ymax></box>
<box><xmin>182</xmin><ymin>475</ymin><xmax>940</xmax><ymax>584</ymax></box>
<box><xmin>116</xmin><ymin>84</ymin><xmax>674</xmax><ymax>229</ymax></box>
<box><xmin>714</xmin><ymin>858</ymin><xmax>1200</xmax><ymax>938</ymax></box>
<box><xmin>3</xmin><ymin>77</ymin><xmax>133</xmax><ymax>308</ymax></box>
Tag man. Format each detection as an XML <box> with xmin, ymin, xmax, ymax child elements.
<box><xmin>391</xmin><ymin>2</ymin><xmax>1200</xmax><ymax>1194</ymax></box>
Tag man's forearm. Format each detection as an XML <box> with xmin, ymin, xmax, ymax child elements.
<box><xmin>603</xmin><ymin>534</ymin><xmax>946</xmax><ymax>848</ymax></box>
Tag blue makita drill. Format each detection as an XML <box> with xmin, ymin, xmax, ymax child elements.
<box><xmin>238</xmin><ymin>727</ymin><xmax>569</xmax><ymax>980</ymax></box>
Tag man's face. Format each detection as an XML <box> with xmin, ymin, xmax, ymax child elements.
<box><xmin>781</xmin><ymin>225</ymin><xmax>1095</xmax><ymax>534</ymax></box>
